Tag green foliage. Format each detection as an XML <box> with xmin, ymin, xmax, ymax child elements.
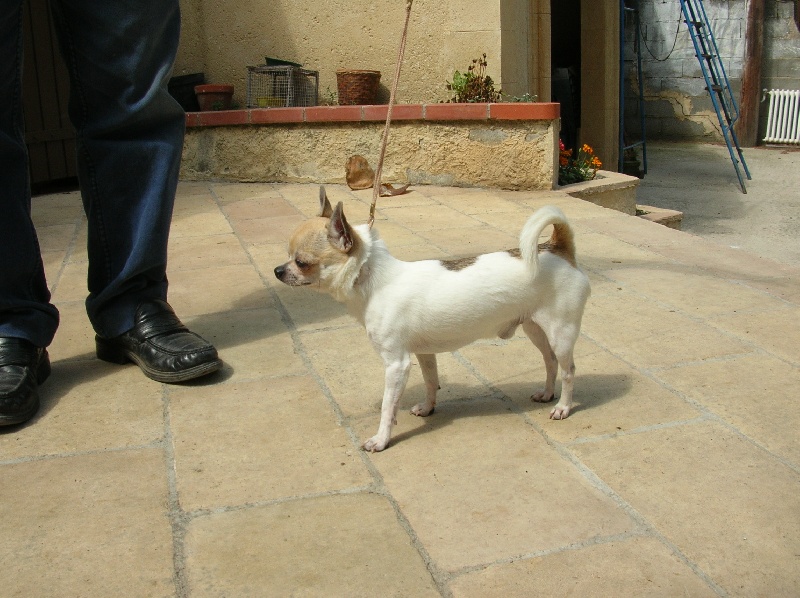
<box><xmin>503</xmin><ymin>92</ymin><xmax>538</xmax><ymax>102</ymax></box>
<box><xmin>445</xmin><ymin>54</ymin><xmax>502</xmax><ymax>103</ymax></box>
<box><xmin>321</xmin><ymin>86</ymin><xmax>338</xmax><ymax>106</ymax></box>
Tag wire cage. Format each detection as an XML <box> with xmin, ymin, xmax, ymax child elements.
<box><xmin>246</xmin><ymin>65</ymin><xmax>319</xmax><ymax>108</ymax></box>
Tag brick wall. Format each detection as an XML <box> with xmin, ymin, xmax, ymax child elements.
<box><xmin>622</xmin><ymin>0</ymin><xmax>799</xmax><ymax>143</ymax></box>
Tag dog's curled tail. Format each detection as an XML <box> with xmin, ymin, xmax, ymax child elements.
<box><xmin>519</xmin><ymin>205</ymin><xmax>576</xmax><ymax>276</ymax></box>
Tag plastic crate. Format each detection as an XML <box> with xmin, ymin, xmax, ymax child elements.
<box><xmin>246</xmin><ymin>65</ymin><xmax>319</xmax><ymax>108</ymax></box>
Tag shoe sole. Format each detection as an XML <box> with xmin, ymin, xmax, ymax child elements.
<box><xmin>0</xmin><ymin>351</ymin><xmax>50</xmax><ymax>426</ymax></box>
<box><xmin>95</xmin><ymin>338</ymin><xmax>222</xmax><ymax>384</ymax></box>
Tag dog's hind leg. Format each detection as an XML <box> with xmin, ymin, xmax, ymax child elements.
<box><xmin>522</xmin><ymin>319</ymin><xmax>557</xmax><ymax>403</ymax></box>
<box><xmin>411</xmin><ymin>353</ymin><xmax>438</xmax><ymax>416</ymax></box>
<box><xmin>363</xmin><ymin>351</ymin><xmax>411</xmax><ymax>452</ymax></box>
<box><xmin>548</xmin><ymin>327</ymin><xmax>580</xmax><ymax>420</ymax></box>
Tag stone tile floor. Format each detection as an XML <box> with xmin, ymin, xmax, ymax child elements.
<box><xmin>2</xmin><ymin>182</ymin><xmax>799</xmax><ymax>597</ymax></box>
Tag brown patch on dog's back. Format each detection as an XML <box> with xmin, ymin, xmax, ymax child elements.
<box><xmin>507</xmin><ymin>232</ymin><xmax>577</xmax><ymax>267</ymax></box>
<box><xmin>441</xmin><ymin>223</ymin><xmax>578</xmax><ymax>273</ymax></box>
<box><xmin>545</xmin><ymin>222</ymin><xmax>577</xmax><ymax>267</ymax></box>
<box><xmin>441</xmin><ymin>256</ymin><xmax>478</xmax><ymax>271</ymax></box>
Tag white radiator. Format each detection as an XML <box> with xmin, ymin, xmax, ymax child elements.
<box><xmin>764</xmin><ymin>89</ymin><xmax>800</xmax><ymax>144</ymax></box>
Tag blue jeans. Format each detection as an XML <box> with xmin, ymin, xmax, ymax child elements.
<box><xmin>0</xmin><ymin>0</ymin><xmax>185</xmax><ymax>347</ymax></box>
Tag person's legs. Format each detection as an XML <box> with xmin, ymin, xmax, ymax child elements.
<box><xmin>0</xmin><ymin>0</ymin><xmax>56</xmax><ymax>426</ymax></box>
<box><xmin>49</xmin><ymin>0</ymin><xmax>184</xmax><ymax>339</ymax></box>
<box><xmin>3</xmin><ymin>0</ymin><xmax>218</xmax><ymax>427</ymax></box>
<box><xmin>0</xmin><ymin>0</ymin><xmax>60</xmax><ymax>348</ymax></box>
<box><xmin>50</xmin><ymin>0</ymin><xmax>221</xmax><ymax>383</ymax></box>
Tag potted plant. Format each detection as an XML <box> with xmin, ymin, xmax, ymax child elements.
<box><xmin>558</xmin><ymin>140</ymin><xmax>602</xmax><ymax>186</ymax></box>
<box><xmin>622</xmin><ymin>147</ymin><xmax>643</xmax><ymax>178</ymax></box>
<box><xmin>445</xmin><ymin>54</ymin><xmax>502</xmax><ymax>103</ymax></box>
<box><xmin>194</xmin><ymin>84</ymin><xmax>234</xmax><ymax>111</ymax></box>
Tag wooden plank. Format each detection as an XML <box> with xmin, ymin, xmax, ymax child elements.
<box><xmin>735</xmin><ymin>0</ymin><xmax>764</xmax><ymax>147</ymax></box>
<box><xmin>36</xmin><ymin>3</ymin><xmax>68</xmax><ymax>179</ymax></box>
<box><xmin>22</xmin><ymin>0</ymin><xmax>50</xmax><ymax>184</ymax></box>
<box><xmin>795</xmin><ymin>0</ymin><xmax>799</xmax><ymax>33</ymax></box>
<box><xmin>22</xmin><ymin>0</ymin><xmax>77</xmax><ymax>184</ymax></box>
<box><xmin>21</xmin><ymin>0</ymin><xmax>44</xmax><ymax>139</ymax></box>
<box><xmin>50</xmin><ymin>9</ymin><xmax>72</xmax><ymax>127</ymax></box>
<box><xmin>63</xmin><ymin>138</ymin><xmax>77</xmax><ymax>178</ymax></box>
<box><xmin>25</xmin><ymin>127</ymin><xmax>75</xmax><ymax>143</ymax></box>
<box><xmin>52</xmin><ymin>31</ymin><xmax>75</xmax><ymax>180</ymax></box>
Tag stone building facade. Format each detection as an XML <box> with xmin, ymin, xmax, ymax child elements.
<box><xmin>174</xmin><ymin>0</ymin><xmax>623</xmax><ymax>170</ymax></box>
<box><xmin>622</xmin><ymin>0</ymin><xmax>799</xmax><ymax>143</ymax></box>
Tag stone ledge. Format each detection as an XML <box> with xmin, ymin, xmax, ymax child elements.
<box><xmin>185</xmin><ymin>103</ymin><xmax>560</xmax><ymax>128</ymax></box>
<box><xmin>180</xmin><ymin>103</ymin><xmax>561</xmax><ymax>190</ymax></box>
<box><xmin>559</xmin><ymin>170</ymin><xmax>640</xmax><ymax>215</ymax></box>
<box><xmin>637</xmin><ymin>204</ymin><xmax>684</xmax><ymax>229</ymax></box>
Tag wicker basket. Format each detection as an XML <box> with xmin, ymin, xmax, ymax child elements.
<box><xmin>336</xmin><ymin>69</ymin><xmax>381</xmax><ymax>105</ymax></box>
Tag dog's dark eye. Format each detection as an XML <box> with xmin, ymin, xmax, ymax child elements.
<box><xmin>295</xmin><ymin>259</ymin><xmax>310</xmax><ymax>269</ymax></box>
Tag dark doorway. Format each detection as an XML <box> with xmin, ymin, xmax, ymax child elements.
<box><xmin>551</xmin><ymin>0</ymin><xmax>581</xmax><ymax>153</ymax></box>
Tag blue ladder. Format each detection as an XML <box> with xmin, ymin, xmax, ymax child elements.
<box><xmin>680</xmin><ymin>0</ymin><xmax>751</xmax><ymax>192</ymax></box>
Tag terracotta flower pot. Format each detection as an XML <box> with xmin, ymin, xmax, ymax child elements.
<box><xmin>194</xmin><ymin>84</ymin><xmax>234</xmax><ymax>111</ymax></box>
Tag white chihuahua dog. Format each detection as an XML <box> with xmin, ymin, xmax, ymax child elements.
<box><xmin>275</xmin><ymin>187</ymin><xmax>591</xmax><ymax>452</ymax></box>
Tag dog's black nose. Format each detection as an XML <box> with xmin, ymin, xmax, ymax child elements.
<box><xmin>274</xmin><ymin>265</ymin><xmax>285</xmax><ymax>279</ymax></box>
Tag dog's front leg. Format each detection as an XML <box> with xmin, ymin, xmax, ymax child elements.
<box><xmin>363</xmin><ymin>352</ymin><xmax>411</xmax><ymax>452</ymax></box>
<box><xmin>411</xmin><ymin>353</ymin><xmax>438</xmax><ymax>416</ymax></box>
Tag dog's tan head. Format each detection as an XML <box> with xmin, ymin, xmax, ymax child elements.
<box><xmin>274</xmin><ymin>187</ymin><xmax>360</xmax><ymax>291</ymax></box>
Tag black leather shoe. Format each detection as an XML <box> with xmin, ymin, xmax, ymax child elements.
<box><xmin>0</xmin><ymin>338</ymin><xmax>50</xmax><ymax>426</ymax></box>
<box><xmin>96</xmin><ymin>300</ymin><xmax>222</xmax><ymax>383</ymax></box>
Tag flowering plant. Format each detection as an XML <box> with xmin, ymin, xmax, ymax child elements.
<box><xmin>445</xmin><ymin>54</ymin><xmax>502</xmax><ymax>103</ymax></box>
<box><xmin>558</xmin><ymin>140</ymin><xmax>602</xmax><ymax>186</ymax></box>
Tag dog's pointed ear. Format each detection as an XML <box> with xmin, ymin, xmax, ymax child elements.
<box><xmin>328</xmin><ymin>201</ymin><xmax>354</xmax><ymax>252</ymax></box>
<box><xmin>318</xmin><ymin>186</ymin><xmax>333</xmax><ymax>218</ymax></box>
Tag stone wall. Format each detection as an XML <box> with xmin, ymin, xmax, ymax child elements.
<box><xmin>622</xmin><ymin>0</ymin><xmax>800</xmax><ymax>142</ymax></box>
<box><xmin>174</xmin><ymin>0</ymin><xmax>537</xmax><ymax>108</ymax></box>
<box><xmin>179</xmin><ymin>103</ymin><xmax>560</xmax><ymax>190</ymax></box>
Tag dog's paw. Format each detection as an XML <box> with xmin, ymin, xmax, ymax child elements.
<box><xmin>531</xmin><ymin>390</ymin><xmax>555</xmax><ymax>403</ymax></box>
<box><xmin>362</xmin><ymin>435</ymin><xmax>389</xmax><ymax>452</ymax></box>
<box><xmin>411</xmin><ymin>402</ymin><xmax>435</xmax><ymax>417</ymax></box>
<box><xmin>549</xmin><ymin>404</ymin><xmax>571</xmax><ymax>420</ymax></box>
